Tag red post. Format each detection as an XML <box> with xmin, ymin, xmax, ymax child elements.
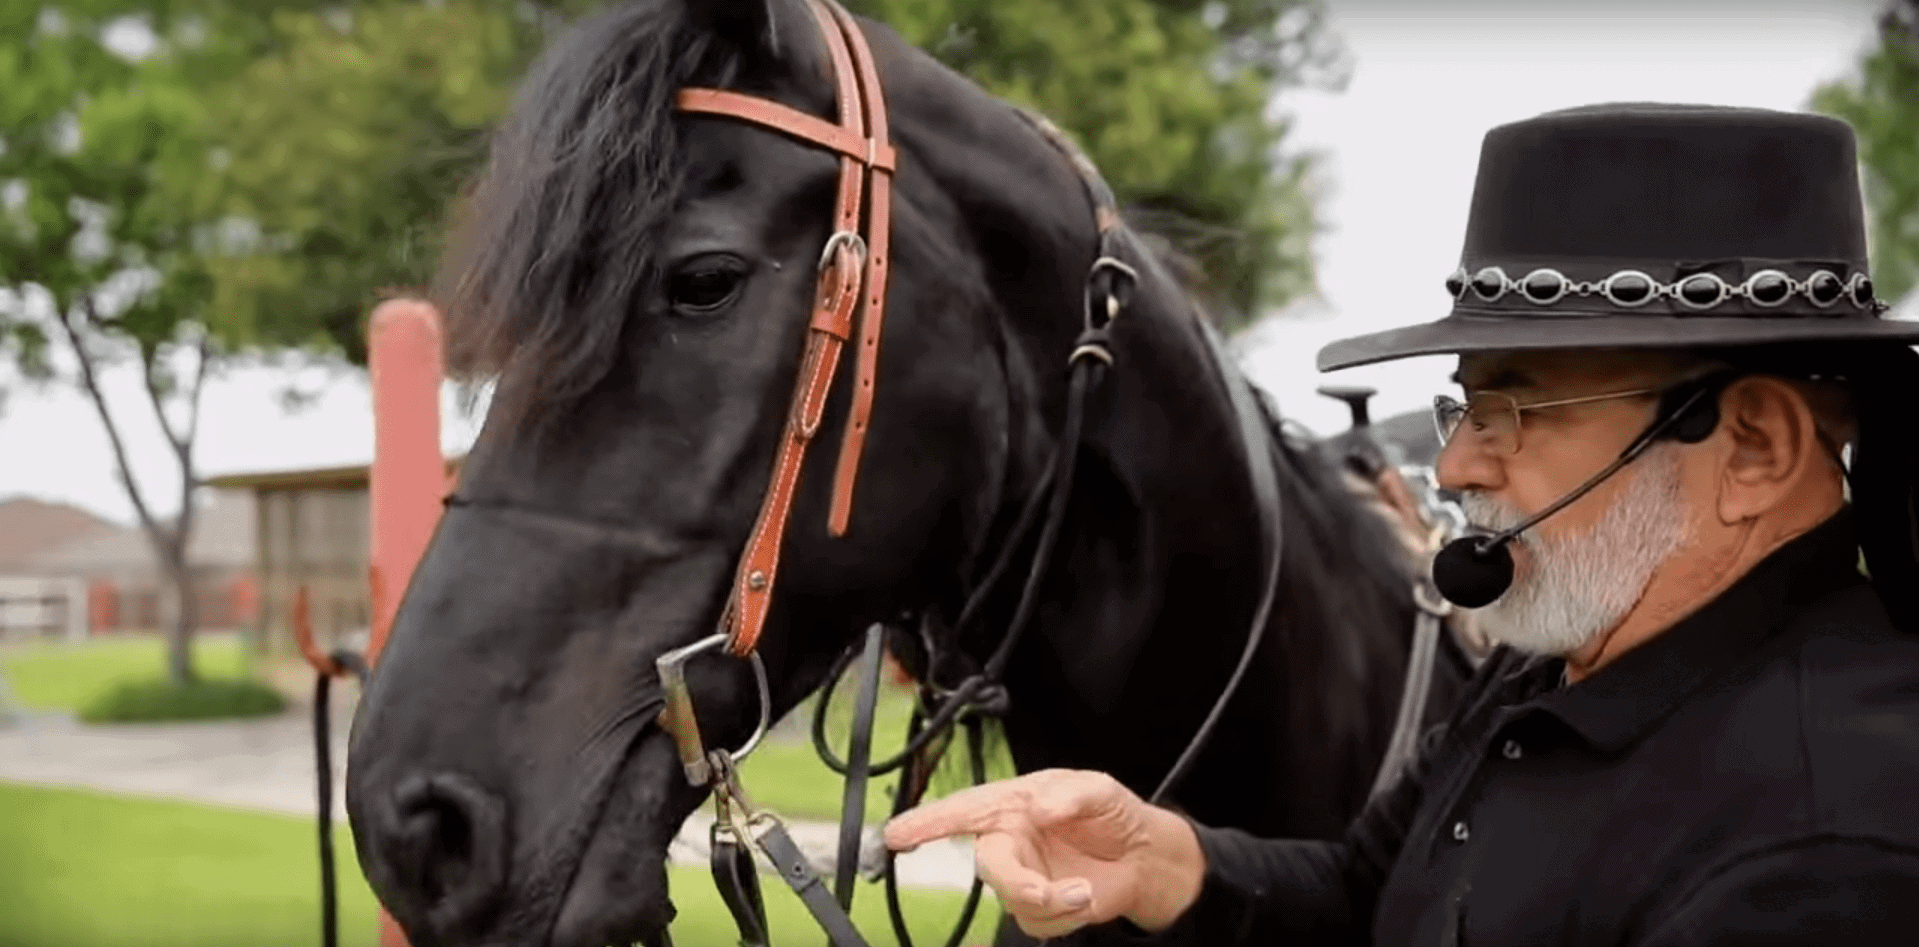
<box><xmin>366</xmin><ymin>298</ymin><xmax>446</xmax><ymax>947</ymax></box>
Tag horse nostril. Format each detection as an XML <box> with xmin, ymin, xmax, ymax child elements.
<box><xmin>400</xmin><ymin>792</ymin><xmax>472</xmax><ymax>901</ymax></box>
<box><xmin>385</xmin><ymin>772</ymin><xmax>507</xmax><ymax>937</ymax></box>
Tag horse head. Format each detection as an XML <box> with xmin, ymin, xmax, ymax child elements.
<box><xmin>345</xmin><ymin>1</ymin><xmax>1139</xmax><ymax>944</ymax></box>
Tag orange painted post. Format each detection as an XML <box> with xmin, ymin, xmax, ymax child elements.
<box><xmin>366</xmin><ymin>298</ymin><xmax>446</xmax><ymax>947</ymax></box>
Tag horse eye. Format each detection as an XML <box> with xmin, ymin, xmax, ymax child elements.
<box><xmin>667</xmin><ymin>258</ymin><xmax>746</xmax><ymax>315</ymax></box>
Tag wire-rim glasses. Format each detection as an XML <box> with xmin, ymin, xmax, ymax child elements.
<box><xmin>1433</xmin><ymin>387</ymin><xmax>1660</xmax><ymax>456</ymax></box>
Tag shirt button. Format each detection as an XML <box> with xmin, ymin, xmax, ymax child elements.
<box><xmin>1502</xmin><ymin>739</ymin><xmax>1523</xmax><ymax>760</ymax></box>
<box><xmin>1452</xmin><ymin>821</ymin><xmax>1470</xmax><ymax>843</ymax></box>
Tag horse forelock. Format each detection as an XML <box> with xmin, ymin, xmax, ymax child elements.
<box><xmin>434</xmin><ymin>0</ymin><xmax>821</xmax><ymax>433</ymax></box>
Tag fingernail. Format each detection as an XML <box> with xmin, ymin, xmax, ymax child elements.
<box><xmin>1059</xmin><ymin>883</ymin><xmax>1092</xmax><ymax>909</ymax></box>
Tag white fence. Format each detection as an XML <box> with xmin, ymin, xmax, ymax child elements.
<box><xmin>0</xmin><ymin>577</ymin><xmax>87</xmax><ymax>642</ymax></box>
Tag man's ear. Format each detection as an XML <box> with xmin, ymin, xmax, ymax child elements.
<box><xmin>1715</xmin><ymin>376</ymin><xmax>1823</xmax><ymax>523</ymax></box>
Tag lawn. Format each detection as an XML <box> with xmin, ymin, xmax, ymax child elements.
<box><xmin>0</xmin><ymin>782</ymin><xmax>1000</xmax><ymax>947</ymax></box>
<box><xmin>0</xmin><ymin>636</ymin><xmax>249</xmax><ymax>712</ymax></box>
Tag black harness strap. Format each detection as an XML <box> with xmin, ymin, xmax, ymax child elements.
<box><xmin>833</xmin><ymin>625</ymin><xmax>887</xmax><ymax>910</ymax></box>
<box><xmin>754</xmin><ymin>819</ymin><xmax>874</xmax><ymax>947</ymax></box>
<box><xmin>312</xmin><ymin>650</ymin><xmax>368</xmax><ymax>947</ymax></box>
<box><xmin>711</xmin><ymin>822</ymin><xmax>770</xmax><ymax>947</ymax></box>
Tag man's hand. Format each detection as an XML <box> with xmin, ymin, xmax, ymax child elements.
<box><xmin>881</xmin><ymin>769</ymin><xmax>1206</xmax><ymax>939</ymax></box>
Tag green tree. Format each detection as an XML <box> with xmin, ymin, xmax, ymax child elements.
<box><xmin>2</xmin><ymin>4</ymin><xmax>264</xmax><ymax>684</ymax></box>
<box><xmin>211</xmin><ymin>0</ymin><xmax>1343</xmax><ymax>346</ymax></box>
<box><xmin>204</xmin><ymin>0</ymin><xmax>544</xmax><ymax>365</ymax></box>
<box><xmin>852</xmin><ymin>0</ymin><xmax>1346</xmax><ymax>327</ymax></box>
<box><xmin>1813</xmin><ymin>0</ymin><xmax>1919</xmax><ymax>304</ymax></box>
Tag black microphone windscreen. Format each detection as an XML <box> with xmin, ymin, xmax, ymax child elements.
<box><xmin>1433</xmin><ymin>536</ymin><xmax>1515</xmax><ymax>609</ymax></box>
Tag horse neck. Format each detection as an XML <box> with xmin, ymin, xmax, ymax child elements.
<box><xmin>1021</xmin><ymin>292</ymin><xmax>1420</xmax><ymax>839</ymax></box>
<box><xmin>977</xmin><ymin>255</ymin><xmax>1402</xmax><ymax>837</ymax></box>
<box><xmin>875</xmin><ymin>40</ymin><xmax>1419</xmax><ymax>837</ymax></box>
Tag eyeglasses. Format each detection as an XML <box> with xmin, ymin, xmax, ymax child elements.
<box><xmin>1433</xmin><ymin>387</ymin><xmax>1660</xmax><ymax>456</ymax></box>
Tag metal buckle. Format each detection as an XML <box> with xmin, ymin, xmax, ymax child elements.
<box><xmin>1084</xmin><ymin>255</ymin><xmax>1138</xmax><ymax>327</ymax></box>
<box><xmin>656</xmin><ymin>633</ymin><xmax>773</xmax><ymax>787</ymax></box>
<box><xmin>818</xmin><ymin>230</ymin><xmax>868</xmax><ymax>274</ymax></box>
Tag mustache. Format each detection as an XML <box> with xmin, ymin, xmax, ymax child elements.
<box><xmin>1460</xmin><ymin>492</ymin><xmax>1527</xmax><ymax>534</ymax></box>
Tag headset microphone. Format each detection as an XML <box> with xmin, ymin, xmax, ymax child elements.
<box><xmin>1431</xmin><ymin>375</ymin><xmax>1732</xmax><ymax>609</ymax></box>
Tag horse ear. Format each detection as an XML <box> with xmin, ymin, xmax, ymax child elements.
<box><xmin>686</xmin><ymin>0</ymin><xmax>777</xmax><ymax>51</ymax></box>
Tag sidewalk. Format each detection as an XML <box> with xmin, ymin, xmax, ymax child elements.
<box><xmin>0</xmin><ymin>708</ymin><xmax>978</xmax><ymax>891</ymax></box>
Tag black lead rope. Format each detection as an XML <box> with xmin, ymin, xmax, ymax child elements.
<box><xmin>313</xmin><ymin>650</ymin><xmax>368</xmax><ymax>947</ymax></box>
<box><xmin>879</xmin><ymin>712</ymin><xmax>989</xmax><ymax>947</ymax></box>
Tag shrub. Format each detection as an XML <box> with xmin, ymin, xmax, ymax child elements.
<box><xmin>79</xmin><ymin>677</ymin><xmax>287</xmax><ymax>724</ymax></box>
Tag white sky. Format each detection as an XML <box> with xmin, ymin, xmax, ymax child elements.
<box><xmin>0</xmin><ymin>0</ymin><xmax>1892</xmax><ymax>524</ymax></box>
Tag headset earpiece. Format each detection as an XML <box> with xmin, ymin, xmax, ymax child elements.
<box><xmin>1668</xmin><ymin>394</ymin><xmax>1720</xmax><ymax>443</ymax></box>
<box><xmin>1657</xmin><ymin>373</ymin><xmax>1734</xmax><ymax>445</ymax></box>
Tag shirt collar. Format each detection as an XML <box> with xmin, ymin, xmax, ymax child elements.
<box><xmin>1525</xmin><ymin>507</ymin><xmax>1864</xmax><ymax>754</ymax></box>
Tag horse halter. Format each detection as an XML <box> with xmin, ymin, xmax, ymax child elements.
<box><xmin>677</xmin><ymin>0</ymin><xmax>896</xmax><ymax>660</ymax></box>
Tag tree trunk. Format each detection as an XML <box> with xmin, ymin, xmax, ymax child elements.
<box><xmin>160</xmin><ymin>547</ymin><xmax>199</xmax><ymax>686</ymax></box>
<box><xmin>61</xmin><ymin>301</ymin><xmax>216</xmax><ymax>690</ymax></box>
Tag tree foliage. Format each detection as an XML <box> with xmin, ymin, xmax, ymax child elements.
<box><xmin>1813</xmin><ymin>0</ymin><xmax>1919</xmax><ymax>304</ymax></box>
<box><xmin>203</xmin><ymin>0</ymin><xmax>545</xmax><ymax>364</ymax></box>
<box><xmin>851</xmin><ymin>0</ymin><xmax>1346</xmax><ymax>326</ymax></box>
<box><xmin>0</xmin><ymin>1</ymin><xmax>248</xmax><ymax>683</ymax></box>
<box><xmin>209</xmin><ymin>0</ymin><xmax>1344</xmax><ymax>347</ymax></box>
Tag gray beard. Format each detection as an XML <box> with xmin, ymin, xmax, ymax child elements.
<box><xmin>1459</xmin><ymin>445</ymin><xmax>1692</xmax><ymax>657</ymax></box>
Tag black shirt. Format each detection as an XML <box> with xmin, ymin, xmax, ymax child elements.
<box><xmin>1143</xmin><ymin>509</ymin><xmax>1919</xmax><ymax>945</ymax></box>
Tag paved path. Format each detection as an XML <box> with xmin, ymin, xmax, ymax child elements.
<box><xmin>0</xmin><ymin>707</ymin><xmax>978</xmax><ymax>891</ymax></box>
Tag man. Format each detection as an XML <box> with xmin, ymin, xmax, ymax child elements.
<box><xmin>883</xmin><ymin>103</ymin><xmax>1919</xmax><ymax>943</ymax></box>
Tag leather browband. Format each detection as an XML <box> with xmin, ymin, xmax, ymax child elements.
<box><xmin>677</xmin><ymin>89</ymin><xmax>897</xmax><ymax>172</ymax></box>
<box><xmin>675</xmin><ymin>0</ymin><xmax>894</xmax><ymax>656</ymax></box>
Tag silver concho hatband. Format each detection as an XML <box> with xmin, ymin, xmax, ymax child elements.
<box><xmin>1445</xmin><ymin>265</ymin><xmax>1884</xmax><ymax>313</ymax></box>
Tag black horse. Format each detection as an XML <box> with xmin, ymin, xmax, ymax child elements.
<box><xmin>344</xmin><ymin>2</ymin><xmax>1471</xmax><ymax>946</ymax></box>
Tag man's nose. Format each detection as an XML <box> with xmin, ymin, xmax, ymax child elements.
<box><xmin>1433</xmin><ymin>428</ymin><xmax>1502</xmax><ymax>495</ymax></box>
<box><xmin>353</xmin><ymin>770</ymin><xmax>509</xmax><ymax>941</ymax></box>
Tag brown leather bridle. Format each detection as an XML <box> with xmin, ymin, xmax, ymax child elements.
<box><xmin>676</xmin><ymin>0</ymin><xmax>896</xmax><ymax>658</ymax></box>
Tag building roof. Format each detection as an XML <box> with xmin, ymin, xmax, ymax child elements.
<box><xmin>24</xmin><ymin>488</ymin><xmax>257</xmax><ymax>577</ymax></box>
<box><xmin>204</xmin><ymin>455</ymin><xmax>465</xmax><ymax>492</ymax></box>
<box><xmin>0</xmin><ymin>497</ymin><xmax>120</xmax><ymax>572</ymax></box>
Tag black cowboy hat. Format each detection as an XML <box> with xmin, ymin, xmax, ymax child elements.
<box><xmin>1317</xmin><ymin>102</ymin><xmax>1919</xmax><ymax>372</ymax></box>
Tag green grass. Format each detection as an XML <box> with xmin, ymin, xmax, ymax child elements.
<box><xmin>0</xmin><ymin>637</ymin><xmax>249</xmax><ymax>713</ymax></box>
<box><xmin>0</xmin><ymin>782</ymin><xmax>1000</xmax><ymax>947</ymax></box>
